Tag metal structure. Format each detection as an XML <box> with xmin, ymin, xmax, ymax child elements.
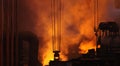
<box><xmin>97</xmin><ymin>22</ymin><xmax>119</xmax><ymax>55</ymax></box>
<box><xmin>93</xmin><ymin>0</ymin><xmax>99</xmax><ymax>56</ymax></box>
<box><xmin>51</xmin><ymin>0</ymin><xmax>62</xmax><ymax>61</ymax></box>
<box><xmin>49</xmin><ymin>0</ymin><xmax>120</xmax><ymax>66</ymax></box>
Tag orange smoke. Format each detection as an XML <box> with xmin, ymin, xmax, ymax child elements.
<box><xmin>19</xmin><ymin>0</ymin><xmax>109</xmax><ymax>66</ymax></box>
<box><xmin>37</xmin><ymin>0</ymin><xmax>96</xmax><ymax>65</ymax></box>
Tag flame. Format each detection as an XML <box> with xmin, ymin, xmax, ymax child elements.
<box><xmin>37</xmin><ymin>0</ymin><xmax>97</xmax><ymax>65</ymax></box>
<box><xmin>18</xmin><ymin>0</ymin><xmax>111</xmax><ymax>66</ymax></box>
<box><xmin>42</xmin><ymin>43</ymin><xmax>54</xmax><ymax>65</ymax></box>
<box><xmin>79</xmin><ymin>40</ymin><xmax>96</xmax><ymax>54</ymax></box>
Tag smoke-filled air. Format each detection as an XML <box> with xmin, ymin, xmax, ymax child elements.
<box><xmin>18</xmin><ymin>0</ymin><xmax>120</xmax><ymax>66</ymax></box>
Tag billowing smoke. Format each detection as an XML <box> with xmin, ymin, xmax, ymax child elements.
<box><xmin>61</xmin><ymin>0</ymin><xmax>95</xmax><ymax>59</ymax></box>
<box><xmin>17</xmin><ymin>0</ymin><xmax>120</xmax><ymax>66</ymax></box>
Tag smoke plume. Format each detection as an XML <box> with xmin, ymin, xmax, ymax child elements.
<box><xmin>17</xmin><ymin>0</ymin><xmax>120</xmax><ymax>66</ymax></box>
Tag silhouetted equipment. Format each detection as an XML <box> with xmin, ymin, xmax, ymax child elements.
<box><xmin>98</xmin><ymin>22</ymin><xmax>108</xmax><ymax>31</ymax></box>
<box><xmin>96</xmin><ymin>21</ymin><xmax>120</xmax><ymax>57</ymax></box>
<box><xmin>53</xmin><ymin>51</ymin><xmax>60</xmax><ymax>61</ymax></box>
<box><xmin>49</xmin><ymin>21</ymin><xmax>120</xmax><ymax>66</ymax></box>
<box><xmin>49</xmin><ymin>61</ymin><xmax>68</xmax><ymax>66</ymax></box>
<box><xmin>81</xmin><ymin>49</ymin><xmax>96</xmax><ymax>58</ymax></box>
<box><xmin>51</xmin><ymin>0</ymin><xmax>62</xmax><ymax>61</ymax></box>
<box><xmin>97</xmin><ymin>22</ymin><xmax>119</xmax><ymax>51</ymax></box>
<box><xmin>107</xmin><ymin>22</ymin><xmax>119</xmax><ymax>32</ymax></box>
<box><xmin>87</xmin><ymin>49</ymin><xmax>96</xmax><ymax>58</ymax></box>
<box><xmin>18</xmin><ymin>32</ymin><xmax>42</xmax><ymax>66</ymax></box>
<box><xmin>98</xmin><ymin>22</ymin><xmax>119</xmax><ymax>36</ymax></box>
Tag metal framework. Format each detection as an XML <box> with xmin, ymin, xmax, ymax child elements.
<box><xmin>93</xmin><ymin>0</ymin><xmax>99</xmax><ymax>56</ymax></box>
<box><xmin>51</xmin><ymin>0</ymin><xmax>62</xmax><ymax>61</ymax></box>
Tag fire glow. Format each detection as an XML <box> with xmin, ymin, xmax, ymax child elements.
<box><xmin>39</xmin><ymin>0</ymin><xmax>97</xmax><ymax>65</ymax></box>
<box><xmin>37</xmin><ymin>0</ymin><xmax>97</xmax><ymax>65</ymax></box>
<box><xmin>19</xmin><ymin>0</ymin><xmax>112</xmax><ymax>66</ymax></box>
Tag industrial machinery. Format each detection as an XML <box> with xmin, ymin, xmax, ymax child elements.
<box><xmin>51</xmin><ymin>0</ymin><xmax>62</xmax><ymax>61</ymax></box>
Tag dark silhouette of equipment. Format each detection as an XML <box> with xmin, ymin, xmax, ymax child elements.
<box><xmin>98</xmin><ymin>22</ymin><xmax>119</xmax><ymax>36</ymax></box>
<box><xmin>49</xmin><ymin>21</ymin><xmax>120</xmax><ymax>66</ymax></box>
<box><xmin>18</xmin><ymin>31</ymin><xmax>42</xmax><ymax>66</ymax></box>
<box><xmin>53</xmin><ymin>51</ymin><xmax>60</xmax><ymax>61</ymax></box>
<box><xmin>51</xmin><ymin>0</ymin><xmax>62</xmax><ymax>61</ymax></box>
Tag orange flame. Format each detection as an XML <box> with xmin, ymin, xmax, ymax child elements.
<box><xmin>20</xmin><ymin>0</ymin><xmax>110</xmax><ymax>66</ymax></box>
<box><xmin>79</xmin><ymin>40</ymin><xmax>96</xmax><ymax>54</ymax></box>
<box><xmin>37</xmin><ymin>0</ymin><xmax>97</xmax><ymax>65</ymax></box>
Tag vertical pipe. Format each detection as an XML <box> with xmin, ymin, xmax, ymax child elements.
<box><xmin>51</xmin><ymin>0</ymin><xmax>61</xmax><ymax>60</ymax></box>
<box><xmin>94</xmin><ymin>0</ymin><xmax>99</xmax><ymax>56</ymax></box>
<box><xmin>93</xmin><ymin>0</ymin><xmax>99</xmax><ymax>30</ymax></box>
<box><xmin>94</xmin><ymin>0</ymin><xmax>97</xmax><ymax>31</ymax></box>
<box><xmin>94</xmin><ymin>0</ymin><xmax>97</xmax><ymax>55</ymax></box>
<box><xmin>51</xmin><ymin>0</ymin><xmax>54</xmax><ymax>52</ymax></box>
<box><xmin>6</xmin><ymin>0</ymin><xmax>10</xmax><ymax>65</ymax></box>
<box><xmin>59</xmin><ymin>0</ymin><xmax>61</xmax><ymax>51</ymax></box>
<box><xmin>11</xmin><ymin>0</ymin><xmax>14</xmax><ymax>65</ymax></box>
<box><xmin>14</xmin><ymin>0</ymin><xmax>18</xmax><ymax>65</ymax></box>
<box><xmin>96</xmin><ymin>0</ymin><xmax>99</xmax><ymax>27</ymax></box>
<box><xmin>1</xmin><ymin>0</ymin><xmax>4</xmax><ymax>65</ymax></box>
<box><xmin>9</xmin><ymin>1</ymin><xmax>12</xmax><ymax>66</ymax></box>
<box><xmin>1</xmin><ymin>0</ymin><xmax>18</xmax><ymax>66</ymax></box>
<box><xmin>53</xmin><ymin>0</ymin><xmax>56</xmax><ymax>51</ymax></box>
